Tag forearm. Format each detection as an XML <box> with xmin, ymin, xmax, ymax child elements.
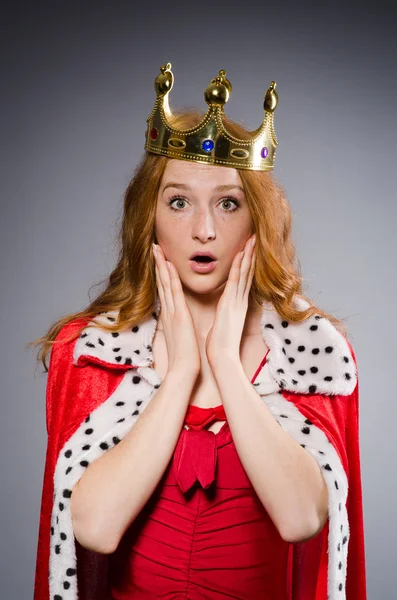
<box><xmin>211</xmin><ymin>357</ymin><xmax>329</xmax><ymax>543</ymax></box>
<box><xmin>70</xmin><ymin>366</ymin><xmax>197</xmax><ymax>554</ymax></box>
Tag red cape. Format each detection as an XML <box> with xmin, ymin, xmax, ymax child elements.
<box><xmin>34</xmin><ymin>304</ymin><xmax>367</xmax><ymax>599</ymax></box>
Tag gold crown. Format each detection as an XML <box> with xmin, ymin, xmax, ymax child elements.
<box><xmin>144</xmin><ymin>62</ymin><xmax>279</xmax><ymax>172</ymax></box>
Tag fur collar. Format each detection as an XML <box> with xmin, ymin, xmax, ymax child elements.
<box><xmin>73</xmin><ymin>295</ymin><xmax>357</xmax><ymax>396</ymax></box>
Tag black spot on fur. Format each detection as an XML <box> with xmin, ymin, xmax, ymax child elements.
<box><xmin>98</xmin><ymin>338</ymin><xmax>105</xmax><ymax>346</ymax></box>
<box><xmin>112</xmin><ymin>332</ymin><xmax>120</xmax><ymax>338</ymax></box>
<box><xmin>291</xmin><ymin>379</ymin><xmax>298</xmax><ymax>385</ymax></box>
<box><xmin>107</xmin><ymin>316</ymin><xmax>116</xmax><ymax>322</ymax></box>
<box><xmin>323</xmin><ymin>464</ymin><xmax>332</xmax><ymax>471</ymax></box>
<box><xmin>132</xmin><ymin>410</ymin><xmax>139</xmax><ymax>416</ymax></box>
<box><xmin>100</xmin><ymin>442</ymin><xmax>109</xmax><ymax>450</ymax></box>
<box><xmin>85</xmin><ymin>342</ymin><xmax>95</xmax><ymax>348</ymax></box>
<box><xmin>265</xmin><ymin>323</ymin><xmax>274</xmax><ymax>329</ymax></box>
<box><xmin>132</xmin><ymin>326</ymin><xmax>139</xmax><ymax>332</ymax></box>
<box><xmin>116</xmin><ymin>401</ymin><xmax>125</xmax><ymax>406</ymax></box>
<box><xmin>113</xmin><ymin>347</ymin><xmax>121</xmax><ymax>352</ymax></box>
<box><xmin>277</xmin><ymin>368</ymin><xmax>285</xmax><ymax>374</ymax></box>
<box><xmin>117</xmin><ymin>417</ymin><xmax>125</xmax><ymax>423</ymax></box>
<box><xmin>312</xmin><ymin>348</ymin><xmax>320</xmax><ymax>355</ymax></box>
<box><xmin>325</xmin><ymin>346</ymin><xmax>333</xmax><ymax>353</ymax></box>
<box><xmin>64</xmin><ymin>449</ymin><xmax>72</xmax><ymax>458</ymax></box>
<box><xmin>80</xmin><ymin>460</ymin><xmax>89</xmax><ymax>468</ymax></box>
<box><xmin>310</xmin><ymin>366</ymin><xmax>318</xmax><ymax>374</ymax></box>
<box><xmin>282</xmin><ymin>347</ymin><xmax>286</xmax><ymax>355</ymax></box>
<box><xmin>309</xmin><ymin>385</ymin><xmax>317</xmax><ymax>393</ymax></box>
<box><xmin>85</xmin><ymin>428</ymin><xmax>94</xmax><ymax>435</ymax></box>
<box><xmin>136</xmin><ymin>400</ymin><xmax>143</xmax><ymax>406</ymax></box>
<box><xmin>310</xmin><ymin>325</ymin><xmax>318</xmax><ymax>331</ymax></box>
<box><xmin>285</xmin><ymin>339</ymin><xmax>291</xmax><ymax>345</ymax></box>
<box><xmin>134</xmin><ymin>349</ymin><xmax>141</xmax><ymax>354</ymax></box>
<box><xmin>298</xmin><ymin>370</ymin><xmax>306</xmax><ymax>376</ymax></box>
<box><xmin>288</xmin><ymin>357</ymin><xmax>295</xmax><ymax>363</ymax></box>
<box><xmin>85</xmin><ymin>414</ymin><xmax>90</xmax><ymax>423</ymax></box>
<box><xmin>115</xmin><ymin>356</ymin><xmax>122</xmax><ymax>362</ymax></box>
<box><xmin>66</xmin><ymin>567</ymin><xmax>77</xmax><ymax>576</ymax></box>
<box><xmin>63</xmin><ymin>581</ymin><xmax>71</xmax><ymax>590</ymax></box>
<box><xmin>345</xmin><ymin>373</ymin><xmax>351</xmax><ymax>380</ymax></box>
<box><xmin>60</xmin><ymin>532</ymin><xmax>67</xmax><ymax>541</ymax></box>
<box><xmin>113</xmin><ymin>436</ymin><xmax>121</xmax><ymax>445</ymax></box>
<box><xmin>125</xmin><ymin>357</ymin><xmax>132</xmax><ymax>365</ymax></box>
<box><xmin>335</xmin><ymin>480</ymin><xmax>339</xmax><ymax>490</ymax></box>
<box><xmin>132</xmin><ymin>376</ymin><xmax>141</xmax><ymax>384</ymax></box>
<box><xmin>59</xmin><ymin>502</ymin><xmax>64</xmax><ymax>511</ymax></box>
<box><xmin>301</xmin><ymin>426</ymin><xmax>310</xmax><ymax>434</ymax></box>
<box><xmin>82</xmin><ymin>444</ymin><xmax>91</xmax><ymax>451</ymax></box>
<box><xmin>324</xmin><ymin>376</ymin><xmax>333</xmax><ymax>382</ymax></box>
<box><xmin>55</xmin><ymin>544</ymin><xmax>61</xmax><ymax>554</ymax></box>
<box><xmin>281</xmin><ymin>320</ymin><xmax>289</xmax><ymax>328</ymax></box>
<box><xmin>63</xmin><ymin>489</ymin><xmax>72</xmax><ymax>499</ymax></box>
<box><xmin>297</xmin><ymin>345</ymin><xmax>305</xmax><ymax>352</ymax></box>
<box><xmin>65</xmin><ymin>467</ymin><xmax>72</xmax><ymax>475</ymax></box>
<box><xmin>343</xmin><ymin>356</ymin><xmax>350</xmax><ymax>363</ymax></box>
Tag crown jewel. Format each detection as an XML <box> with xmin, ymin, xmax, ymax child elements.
<box><xmin>144</xmin><ymin>62</ymin><xmax>279</xmax><ymax>171</ymax></box>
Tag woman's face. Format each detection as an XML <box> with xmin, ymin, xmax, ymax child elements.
<box><xmin>154</xmin><ymin>159</ymin><xmax>253</xmax><ymax>295</ymax></box>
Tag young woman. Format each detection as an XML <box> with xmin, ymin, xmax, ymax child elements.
<box><xmin>32</xmin><ymin>64</ymin><xmax>367</xmax><ymax>599</ymax></box>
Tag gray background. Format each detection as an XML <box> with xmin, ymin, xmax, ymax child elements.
<box><xmin>1</xmin><ymin>1</ymin><xmax>396</xmax><ymax>597</ymax></box>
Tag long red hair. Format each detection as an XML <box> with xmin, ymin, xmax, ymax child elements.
<box><xmin>28</xmin><ymin>109</ymin><xmax>348</xmax><ymax>372</ymax></box>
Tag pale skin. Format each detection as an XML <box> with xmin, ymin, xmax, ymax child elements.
<box><xmin>70</xmin><ymin>160</ymin><xmax>329</xmax><ymax>552</ymax></box>
<box><xmin>153</xmin><ymin>159</ymin><xmax>329</xmax><ymax>542</ymax></box>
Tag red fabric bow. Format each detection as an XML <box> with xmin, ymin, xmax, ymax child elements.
<box><xmin>173</xmin><ymin>405</ymin><xmax>226</xmax><ymax>493</ymax></box>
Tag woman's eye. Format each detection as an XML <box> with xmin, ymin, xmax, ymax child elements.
<box><xmin>168</xmin><ymin>196</ymin><xmax>240</xmax><ymax>212</ymax></box>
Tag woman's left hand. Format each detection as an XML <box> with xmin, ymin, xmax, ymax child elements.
<box><xmin>205</xmin><ymin>233</ymin><xmax>257</xmax><ymax>367</ymax></box>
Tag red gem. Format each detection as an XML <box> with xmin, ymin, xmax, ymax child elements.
<box><xmin>150</xmin><ymin>127</ymin><xmax>158</xmax><ymax>140</ymax></box>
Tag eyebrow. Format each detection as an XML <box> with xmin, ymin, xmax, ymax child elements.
<box><xmin>161</xmin><ymin>182</ymin><xmax>245</xmax><ymax>193</ymax></box>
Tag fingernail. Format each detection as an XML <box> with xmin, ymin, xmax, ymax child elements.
<box><xmin>152</xmin><ymin>243</ymin><xmax>157</xmax><ymax>255</ymax></box>
<box><xmin>167</xmin><ymin>261</ymin><xmax>171</xmax><ymax>271</ymax></box>
<box><xmin>251</xmin><ymin>235</ymin><xmax>256</xmax><ymax>248</ymax></box>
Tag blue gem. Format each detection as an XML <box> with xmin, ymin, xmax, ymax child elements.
<box><xmin>202</xmin><ymin>139</ymin><xmax>214</xmax><ymax>153</ymax></box>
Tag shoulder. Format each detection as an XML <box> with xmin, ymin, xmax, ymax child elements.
<box><xmin>260</xmin><ymin>295</ymin><xmax>358</xmax><ymax>397</ymax></box>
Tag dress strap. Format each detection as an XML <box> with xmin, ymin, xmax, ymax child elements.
<box><xmin>184</xmin><ymin>404</ymin><xmax>226</xmax><ymax>431</ymax></box>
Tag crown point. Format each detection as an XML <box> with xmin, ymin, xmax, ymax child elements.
<box><xmin>204</xmin><ymin>70</ymin><xmax>232</xmax><ymax>106</ymax></box>
<box><xmin>264</xmin><ymin>81</ymin><xmax>278</xmax><ymax>113</ymax></box>
<box><xmin>155</xmin><ymin>64</ymin><xmax>173</xmax><ymax>95</ymax></box>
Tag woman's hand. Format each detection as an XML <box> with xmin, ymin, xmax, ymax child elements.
<box><xmin>205</xmin><ymin>234</ymin><xmax>257</xmax><ymax>367</ymax></box>
<box><xmin>153</xmin><ymin>243</ymin><xmax>201</xmax><ymax>376</ymax></box>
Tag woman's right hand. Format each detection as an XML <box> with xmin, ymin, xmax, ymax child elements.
<box><xmin>153</xmin><ymin>243</ymin><xmax>201</xmax><ymax>376</ymax></box>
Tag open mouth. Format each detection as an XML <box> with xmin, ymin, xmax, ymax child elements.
<box><xmin>192</xmin><ymin>256</ymin><xmax>215</xmax><ymax>263</ymax></box>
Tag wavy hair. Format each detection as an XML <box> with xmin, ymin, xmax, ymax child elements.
<box><xmin>28</xmin><ymin>109</ymin><xmax>348</xmax><ymax>372</ymax></box>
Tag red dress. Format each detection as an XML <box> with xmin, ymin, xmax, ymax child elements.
<box><xmin>107</xmin><ymin>352</ymin><xmax>290</xmax><ymax>599</ymax></box>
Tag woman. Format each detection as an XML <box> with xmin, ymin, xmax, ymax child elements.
<box><xmin>32</xmin><ymin>63</ymin><xmax>367</xmax><ymax>599</ymax></box>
